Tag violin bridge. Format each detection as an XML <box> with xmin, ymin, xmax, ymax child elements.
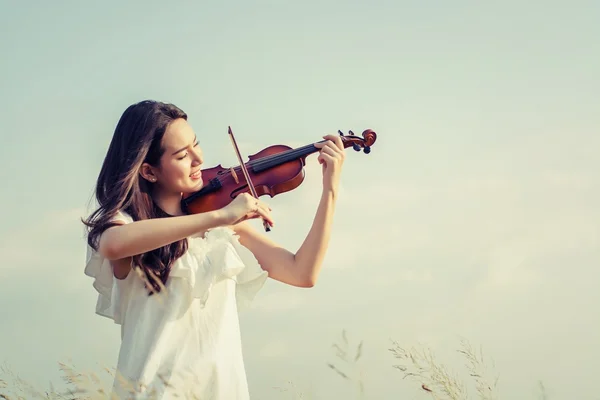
<box><xmin>230</xmin><ymin>167</ymin><xmax>239</xmax><ymax>184</ymax></box>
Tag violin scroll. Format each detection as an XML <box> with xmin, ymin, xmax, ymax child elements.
<box><xmin>337</xmin><ymin>129</ymin><xmax>377</xmax><ymax>154</ymax></box>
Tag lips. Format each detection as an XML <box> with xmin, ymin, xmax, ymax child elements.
<box><xmin>190</xmin><ymin>170</ymin><xmax>202</xmax><ymax>179</ymax></box>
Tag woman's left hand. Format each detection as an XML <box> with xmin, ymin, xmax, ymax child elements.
<box><xmin>314</xmin><ymin>134</ymin><xmax>346</xmax><ymax>194</ymax></box>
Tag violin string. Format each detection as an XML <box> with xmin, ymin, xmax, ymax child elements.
<box><xmin>225</xmin><ymin>144</ymin><xmax>315</xmax><ymax>176</ymax></box>
<box><xmin>251</xmin><ymin>144</ymin><xmax>315</xmax><ymax>169</ymax></box>
<box><xmin>216</xmin><ymin>139</ymin><xmax>360</xmax><ymax>181</ymax></box>
<box><xmin>250</xmin><ymin>139</ymin><xmax>360</xmax><ymax>170</ymax></box>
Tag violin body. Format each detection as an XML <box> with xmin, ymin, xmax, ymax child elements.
<box><xmin>181</xmin><ymin>144</ymin><xmax>306</xmax><ymax>214</ymax></box>
<box><xmin>181</xmin><ymin>129</ymin><xmax>377</xmax><ymax>215</ymax></box>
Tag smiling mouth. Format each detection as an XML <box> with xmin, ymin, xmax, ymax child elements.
<box><xmin>190</xmin><ymin>170</ymin><xmax>202</xmax><ymax>179</ymax></box>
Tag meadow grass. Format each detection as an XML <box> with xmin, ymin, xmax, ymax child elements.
<box><xmin>1</xmin><ymin>330</ymin><xmax>549</xmax><ymax>400</ymax></box>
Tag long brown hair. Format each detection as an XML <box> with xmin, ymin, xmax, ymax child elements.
<box><xmin>83</xmin><ymin>100</ymin><xmax>189</xmax><ymax>293</ymax></box>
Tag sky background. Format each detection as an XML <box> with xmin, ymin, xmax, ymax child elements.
<box><xmin>1</xmin><ymin>0</ymin><xmax>599</xmax><ymax>398</ymax></box>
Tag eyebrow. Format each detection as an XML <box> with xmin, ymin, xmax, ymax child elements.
<box><xmin>171</xmin><ymin>137</ymin><xmax>198</xmax><ymax>155</ymax></box>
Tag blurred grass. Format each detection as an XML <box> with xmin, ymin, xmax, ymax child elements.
<box><xmin>1</xmin><ymin>330</ymin><xmax>549</xmax><ymax>399</ymax></box>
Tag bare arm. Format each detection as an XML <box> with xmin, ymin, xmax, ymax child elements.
<box><xmin>235</xmin><ymin>188</ymin><xmax>336</xmax><ymax>287</ymax></box>
<box><xmin>98</xmin><ymin>190</ymin><xmax>275</xmax><ymax>262</ymax></box>
<box><xmin>99</xmin><ymin>210</ymin><xmax>229</xmax><ymax>260</ymax></box>
<box><xmin>234</xmin><ymin>132</ymin><xmax>346</xmax><ymax>287</ymax></box>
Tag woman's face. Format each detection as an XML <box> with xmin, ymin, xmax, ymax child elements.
<box><xmin>146</xmin><ymin>118</ymin><xmax>205</xmax><ymax>194</ymax></box>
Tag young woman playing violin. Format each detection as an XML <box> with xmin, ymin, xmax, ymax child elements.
<box><xmin>82</xmin><ymin>100</ymin><xmax>347</xmax><ymax>399</ymax></box>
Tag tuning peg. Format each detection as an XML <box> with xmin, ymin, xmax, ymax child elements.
<box><xmin>353</xmin><ymin>143</ymin><xmax>361</xmax><ymax>152</ymax></box>
<box><xmin>338</xmin><ymin>130</ymin><xmax>344</xmax><ymax>136</ymax></box>
<box><xmin>348</xmin><ymin>130</ymin><xmax>355</xmax><ymax>136</ymax></box>
<box><xmin>364</xmin><ymin>146</ymin><xmax>371</xmax><ymax>154</ymax></box>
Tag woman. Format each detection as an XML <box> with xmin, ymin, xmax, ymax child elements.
<box><xmin>83</xmin><ymin>100</ymin><xmax>345</xmax><ymax>399</ymax></box>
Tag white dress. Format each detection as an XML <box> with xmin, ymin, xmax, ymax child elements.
<box><xmin>84</xmin><ymin>210</ymin><xmax>269</xmax><ymax>399</ymax></box>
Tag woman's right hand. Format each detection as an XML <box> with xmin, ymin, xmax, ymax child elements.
<box><xmin>222</xmin><ymin>193</ymin><xmax>274</xmax><ymax>227</ymax></box>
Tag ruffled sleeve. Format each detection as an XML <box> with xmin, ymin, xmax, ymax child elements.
<box><xmin>169</xmin><ymin>227</ymin><xmax>268</xmax><ymax>313</ymax></box>
<box><xmin>84</xmin><ymin>210</ymin><xmax>135</xmax><ymax>324</ymax></box>
<box><xmin>228</xmin><ymin>230</ymin><xmax>269</xmax><ymax>312</ymax></box>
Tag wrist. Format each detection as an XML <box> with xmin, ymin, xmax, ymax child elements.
<box><xmin>196</xmin><ymin>208</ymin><xmax>230</xmax><ymax>228</ymax></box>
<box><xmin>212</xmin><ymin>208</ymin><xmax>232</xmax><ymax>226</ymax></box>
<box><xmin>322</xmin><ymin>185</ymin><xmax>338</xmax><ymax>201</ymax></box>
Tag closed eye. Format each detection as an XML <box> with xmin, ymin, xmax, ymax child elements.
<box><xmin>175</xmin><ymin>141</ymin><xmax>199</xmax><ymax>160</ymax></box>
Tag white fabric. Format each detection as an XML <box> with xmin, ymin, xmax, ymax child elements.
<box><xmin>84</xmin><ymin>210</ymin><xmax>268</xmax><ymax>399</ymax></box>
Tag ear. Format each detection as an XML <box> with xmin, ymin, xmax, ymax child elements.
<box><xmin>139</xmin><ymin>162</ymin><xmax>158</xmax><ymax>183</ymax></box>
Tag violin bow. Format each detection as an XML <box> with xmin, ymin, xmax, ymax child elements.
<box><xmin>227</xmin><ymin>126</ymin><xmax>272</xmax><ymax>232</ymax></box>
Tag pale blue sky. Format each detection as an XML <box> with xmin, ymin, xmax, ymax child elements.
<box><xmin>1</xmin><ymin>0</ymin><xmax>599</xmax><ymax>398</ymax></box>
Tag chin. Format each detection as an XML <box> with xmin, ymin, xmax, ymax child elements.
<box><xmin>184</xmin><ymin>178</ymin><xmax>204</xmax><ymax>193</ymax></box>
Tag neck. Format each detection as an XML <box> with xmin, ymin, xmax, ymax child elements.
<box><xmin>151</xmin><ymin>187</ymin><xmax>184</xmax><ymax>216</ymax></box>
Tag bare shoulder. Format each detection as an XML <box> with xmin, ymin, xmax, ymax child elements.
<box><xmin>101</xmin><ymin>219</ymin><xmax>132</xmax><ymax>280</ymax></box>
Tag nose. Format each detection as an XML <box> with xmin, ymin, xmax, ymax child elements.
<box><xmin>191</xmin><ymin>148</ymin><xmax>203</xmax><ymax>166</ymax></box>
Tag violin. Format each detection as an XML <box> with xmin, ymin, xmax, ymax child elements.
<box><xmin>180</xmin><ymin>127</ymin><xmax>377</xmax><ymax>231</ymax></box>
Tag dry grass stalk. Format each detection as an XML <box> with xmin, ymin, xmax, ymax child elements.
<box><xmin>388</xmin><ymin>340</ymin><xmax>468</xmax><ymax>400</ymax></box>
<box><xmin>272</xmin><ymin>380</ymin><xmax>314</xmax><ymax>399</ymax></box>
<box><xmin>537</xmin><ymin>381</ymin><xmax>547</xmax><ymax>400</ymax></box>
<box><xmin>326</xmin><ymin>330</ymin><xmax>366</xmax><ymax>399</ymax></box>
<box><xmin>457</xmin><ymin>337</ymin><xmax>499</xmax><ymax>400</ymax></box>
<box><xmin>1</xmin><ymin>331</ymin><xmax>551</xmax><ymax>399</ymax></box>
<box><xmin>0</xmin><ymin>361</ymin><xmax>212</xmax><ymax>399</ymax></box>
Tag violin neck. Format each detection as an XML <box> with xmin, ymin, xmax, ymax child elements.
<box><xmin>249</xmin><ymin>132</ymin><xmax>372</xmax><ymax>173</ymax></box>
<box><xmin>251</xmin><ymin>143</ymin><xmax>321</xmax><ymax>173</ymax></box>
